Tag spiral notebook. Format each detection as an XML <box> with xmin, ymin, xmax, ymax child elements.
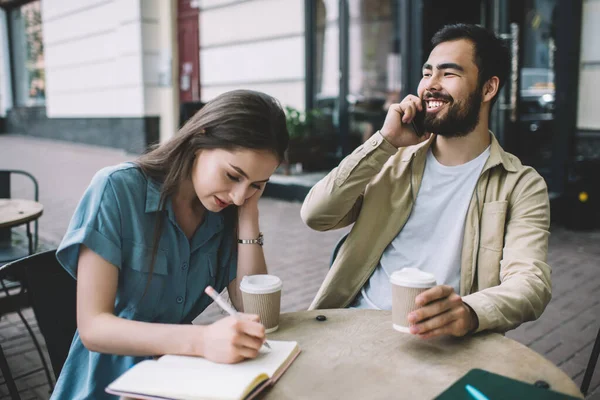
<box><xmin>106</xmin><ymin>340</ymin><xmax>300</xmax><ymax>400</ymax></box>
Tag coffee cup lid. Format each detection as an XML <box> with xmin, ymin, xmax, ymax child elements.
<box><xmin>240</xmin><ymin>274</ymin><xmax>283</xmax><ymax>294</ymax></box>
<box><xmin>390</xmin><ymin>268</ymin><xmax>437</xmax><ymax>288</ymax></box>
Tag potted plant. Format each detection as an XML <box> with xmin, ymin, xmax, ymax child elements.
<box><xmin>283</xmin><ymin>106</ymin><xmax>323</xmax><ymax>175</ymax></box>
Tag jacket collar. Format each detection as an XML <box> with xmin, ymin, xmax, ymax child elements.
<box><xmin>401</xmin><ymin>131</ymin><xmax>518</xmax><ymax>173</ymax></box>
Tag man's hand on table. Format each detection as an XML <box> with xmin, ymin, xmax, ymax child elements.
<box><xmin>407</xmin><ymin>285</ymin><xmax>479</xmax><ymax>339</ymax></box>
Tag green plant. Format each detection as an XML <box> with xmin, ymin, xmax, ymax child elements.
<box><xmin>284</xmin><ymin>106</ymin><xmax>321</xmax><ymax>139</ymax></box>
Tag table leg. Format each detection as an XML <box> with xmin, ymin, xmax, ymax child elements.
<box><xmin>26</xmin><ymin>223</ymin><xmax>33</xmax><ymax>255</ymax></box>
<box><xmin>0</xmin><ymin>343</ymin><xmax>21</xmax><ymax>400</ymax></box>
<box><xmin>581</xmin><ymin>326</ymin><xmax>600</xmax><ymax>395</ymax></box>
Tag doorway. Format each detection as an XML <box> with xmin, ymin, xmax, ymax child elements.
<box><xmin>177</xmin><ymin>0</ymin><xmax>200</xmax><ymax>104</ymax></box>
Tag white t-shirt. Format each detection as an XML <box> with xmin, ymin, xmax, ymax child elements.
<box><xmin>352</xmin><ymin>145</ymin><xmax>491</xmax><ymax>310</ymax></box>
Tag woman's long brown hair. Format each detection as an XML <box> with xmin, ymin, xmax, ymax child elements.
<box><xmin>134</xmin><ymin>90</ymin><xmax>289</xmax><ymax>293</ymax></box>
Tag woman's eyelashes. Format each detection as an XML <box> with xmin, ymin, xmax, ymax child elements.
<box><xmin>226</xmin><ymin>173</ymin><xmax>261</xmax><ymax>190</ymax></box>
<box><xmin>226</xmin><ymin>173</ymin><xmax>240</xmax><ymax>182</ymax></box>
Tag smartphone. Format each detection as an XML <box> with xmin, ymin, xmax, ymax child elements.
<box><xmin>410</xmin><ymin>109</ymin><xmax>426</xmax><ymax>137</ymax></box>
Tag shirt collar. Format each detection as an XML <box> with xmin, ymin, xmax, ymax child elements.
<box><xmin>401</xmin><ymin>131</ymin><xmax>517</xmax><ymax>173</ymax></box>
<box><xmin>145</xmin><ymin>178</ymin><xmax>163</xmax><ymax>213</ymax></box>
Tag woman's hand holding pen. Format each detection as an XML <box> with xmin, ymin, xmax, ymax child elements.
<box><xmin>201</xmin><ymin>314</ymin><xmax>266</xmax><ymax>364</ymax></box>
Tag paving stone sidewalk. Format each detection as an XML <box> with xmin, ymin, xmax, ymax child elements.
<box><xmin>0</xmin><ymin>134</ymin><xmax>598</xmax><ymax>399</ymax></box>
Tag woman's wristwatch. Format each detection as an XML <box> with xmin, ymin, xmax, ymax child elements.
<box><xmin>238</xmin><ymin>232</ymin><xmax>264</xmax><ymax>246</ymax></box>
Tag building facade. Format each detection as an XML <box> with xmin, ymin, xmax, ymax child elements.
<box><xmin>0</xmin><ymin>0</ymin><xmax>598</xmax><ymax>196</ymax></box>
<box><xmin>0</xmin><ymin>0</ymin><xmax>178</xmax><ymax>153</ymax></box>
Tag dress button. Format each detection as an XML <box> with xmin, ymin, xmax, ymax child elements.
<box><xmin>370</xmin><ymin>139</ymin><xmax>378</xmax><ymax>146</ymax></box>
<box><xmin>176</xmin><ymin>296</ymin><xmax>183</xmax><ymax>304</ymax></box>
<box><xmin>182</xmin><ymin>262</ymin><xmax>188</xmax><ymax>270</ymax></box>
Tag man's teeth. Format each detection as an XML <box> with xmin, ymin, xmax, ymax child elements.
<box><xmin>427</xmin><ymin>101</ymin><xmax>445</xmax><ymax>109</ymax></box>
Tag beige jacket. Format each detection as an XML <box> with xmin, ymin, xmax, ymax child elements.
<box><xmin>301</xmin><ymin>132</ymin><xmax>552</xmax><ymax>333</ymax></box>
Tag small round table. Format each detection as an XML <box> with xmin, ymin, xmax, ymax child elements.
<box><xmin>0</xmin><ymin>199</ymin><xmax>43</xmax><ymax>255</ymax></box>
<box><xmin>264</xmin><ymin>309</ymin><xmax>583</xmax><ymax>399</ymax></box>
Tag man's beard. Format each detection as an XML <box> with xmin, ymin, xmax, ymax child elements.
<box><xmin>422</xmin><ymin>88</ymin><xmax>483</xmax><ymax>138</ymax></box>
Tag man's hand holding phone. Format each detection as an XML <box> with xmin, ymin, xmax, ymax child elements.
<box><xmin>380</xmin><ymin>94</ymin><xmax>431</xmax><ymax>149</ymax></box>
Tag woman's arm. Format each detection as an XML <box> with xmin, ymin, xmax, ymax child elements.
<box><xmin>228</xmin><ymin>193</ymin><xmax>268</xmax><ymax>311</ymax></box>
<box><xmin>77</xmin><ymin>245</ymin><xmax>265</xmax><ymax>362</ymax></box>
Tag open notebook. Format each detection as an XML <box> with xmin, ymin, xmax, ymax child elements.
<box><xmin>106</xmin><ymin>340</ymin><xmax>300</xmax><ymax>400</ymax></box>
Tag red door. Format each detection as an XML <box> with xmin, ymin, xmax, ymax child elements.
<box><xmin>177</xmin><ymin>0</ymin><xmax>200</xmax><ymax>102</ymax></box>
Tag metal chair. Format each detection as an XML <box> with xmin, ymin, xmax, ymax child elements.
<box><xmin>0</xmin><ymin>250</ymin><xmax>76</xmax><ymax>398</ymax></box>
<box><xmin>0</xmin><ymin>170</ymin><xmax>39</xmax><ymax>264</ymax></box>
<box><xmin>581</xmin><ymin>325</ymin><xmax>600</xmax><ymax>395</ymax></box>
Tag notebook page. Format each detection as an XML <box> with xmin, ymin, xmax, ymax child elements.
<box><xmin>159</xmin><ymin>340</ymin><xmax>298</xmax><ymax>379</ymax></box>
<box><xmin>107</xmin><ymin>360</ymin><xmax>265</xmax><ymax>400</ymax></box>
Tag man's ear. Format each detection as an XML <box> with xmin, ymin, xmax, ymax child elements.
<box><xmin>482</xmin><ymin>76</ymin><xmax>500</xmax><ymax>103</ymax></box>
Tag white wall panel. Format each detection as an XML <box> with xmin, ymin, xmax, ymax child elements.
<box><xmin>201</xmin><ymin>80</ymin><xmax>305</xmax><ymax>110</ymax></box>
<box><xmin>577</xmin><ymin>68</ymin><xmax>600</xmax><ymax>129</ymax></box>
<box><xmin>201</xmin><ymin>36</ymin><xmax>304</xmax><ymax>85</ymax></box>
<box><xmin>200</xmin><ymin>0</ymin><xmax>303</xmax><ymax>47</ymax></box>
<box><xmin>42</xmin><ymin>0</ymin><xmax>109</xmax><ymax>21</ymax></box>
<box><xmin>45</xmin><ymin>54</ymin><xmax>145</xmax><ymax>93</ymax></box>
<box><xmin>43</xmin><ymin>2</ymin><xmax>115</xmax><ymax>45</ymax></box>
<box><xmin>47</xmin><ymin>86</ymin><xmax>145</xmax><ymax>116</ymax></box>
<box><xmin>198</xmin><ymin>0</ymin><xmax>244</xmax><ymax>10</ymax></box>
<box><xmin>581</xmin><ymin>1</ymin><xmax>600</xmax><ymax>63</ymax></box>
<box><xmin>44</xmin><ymin>31</ymin><xmax>119</xmax><ymax>69</ymax></box>
<box><xmin>43</xmin><ymin>0</ymin><xmax>146</xmax><ymax>117</ymax></box>
<box><xmin>114</xmin><ymin>0</ymin><xmax>142</xmax><ymax>23</ymax></box>
<box><xmin>114</xmin><ymin>21</ymin><xmax>144</xmax><ymax>55</ymax></box>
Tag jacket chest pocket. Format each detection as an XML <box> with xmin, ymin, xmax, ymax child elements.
<box><xmin>121</xmin><ymin>244</ymin><xmax>170</xmax><ymax>321</ymax></box>
<box><xmin>479</xmin><ymin>201</ymin><xmax>508</xmax><ymax>252</ymax></box>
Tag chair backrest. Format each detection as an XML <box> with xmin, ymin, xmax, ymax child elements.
<box><xmin>0</xmin><ymin>250</ymin><xmax>77</xmax><ymax>379</ymax></box>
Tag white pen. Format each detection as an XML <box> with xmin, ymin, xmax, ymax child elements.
<box><xmin>204</xmin><ymin>286</ymin><xmax>271</xmax><ymax>349</ymax></box>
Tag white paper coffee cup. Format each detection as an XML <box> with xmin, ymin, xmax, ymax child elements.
<box><xmin>240</xmin><ymin>275</ymin><xmax>282</xmax><ymax>333</ymax></box>
<box><xmin>390</xmin><ymin>268</ymin><xmax>437</xmax><ymax>333</ymax></box>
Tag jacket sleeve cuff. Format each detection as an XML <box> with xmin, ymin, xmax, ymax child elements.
<box><xmin>462</xmin><ymin>293</ymin><xmax>499</xmax><ymax>333</ymax></box>
<box><xmin>371</xmin><ymin>131</ymin><xmax>399</xmax><ymax>156</ymax></box>
<box><xmin>334</xmin><ymin>131</ymin><xmax>397</xmax><ymax>186</ymax></box>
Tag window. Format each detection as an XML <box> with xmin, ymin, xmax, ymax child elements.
<box><xmin>9</xmin><ymin>0</ymin><xmax>45</xmax><ymax>106</ymax></box>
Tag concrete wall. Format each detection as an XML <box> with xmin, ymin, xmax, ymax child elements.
<box><xmin>43</xmin><ymin>0</ymin><xmax>145</xmax><ymax>117</ymax></box>
<box><xmin>198</xmin><ymin>0</ymin><xmax>305</xmax><ymax>110</ymax></box>
<box><xmin>577</xmin><ymin>0</ymin><xmax>600</xmax><ymax>130</ymax></box>
<box><xmin>0</xmin><ymin>8</ymin><xmax>11</xmax><ymax>118</ymax></box>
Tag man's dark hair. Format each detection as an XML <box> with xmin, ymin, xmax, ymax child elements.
<box><xmin>431</xmin><ymin>24</ymin><xmax>510</xmax><ymax>104</ymax></box>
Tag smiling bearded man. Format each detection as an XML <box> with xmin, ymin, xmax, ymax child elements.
<box><xmin>301</xmin><ymin>23</ymin><xmax>552</xmax><ymax>339</ymax></box>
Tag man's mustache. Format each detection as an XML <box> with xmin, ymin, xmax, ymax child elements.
<box><xmin>423</xmin><ymin>92</ymin><xmax>453</xmax><ymax>102</ymax></box>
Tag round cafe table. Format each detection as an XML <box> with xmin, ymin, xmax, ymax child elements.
<box><xmin>0</xmin><ymin>199</ymin><xmax>43</xmax><ymax>255</ymax></box>
<box><xmin>263</xmin><ymin>309</ymin><xmax>583</xmax><ymax>399</ymax></box>
<box><xmin>0</xmin><ymin>199</ymin><xmax>43</xmax><ymax>229</ymax></box>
